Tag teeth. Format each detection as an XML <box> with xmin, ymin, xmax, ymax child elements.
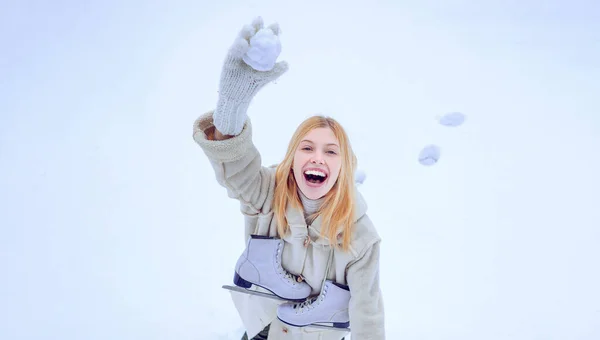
<box><xmin>304</xmin><ymin>170</ymin><xmax>326</xmax><ymax>178</ymax></box>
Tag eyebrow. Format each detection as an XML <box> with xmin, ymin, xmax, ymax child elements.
<box><xmin>301</xmin><ymin>140</ymin><xmax>340</xmax><ymax>147</ymax></box>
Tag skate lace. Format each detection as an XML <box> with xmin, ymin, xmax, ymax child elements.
<box><xmin>282</xmin><ymin>271</ymin><xmax>297</xmax><ymax>283</ymax></box>
<box><xmin>293</xmin><ymin>285</ymin><xmax>328</xmax><ymax>314</ymax></box>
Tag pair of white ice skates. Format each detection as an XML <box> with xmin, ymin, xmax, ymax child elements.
<box><xmin>230</xmin><ymin>235</ymin><xmax>351</xmax><ymax>330</ymax></box>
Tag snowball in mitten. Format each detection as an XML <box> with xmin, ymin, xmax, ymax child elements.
<box><xmin>213</xmin><ymin>17</ymin><xmax>288</xmax><ymax>136</ymax></box>
<box><xmin>243</xmin><ymin>27</ymin><xmax>282</xmax><ymax>71</ymax></box>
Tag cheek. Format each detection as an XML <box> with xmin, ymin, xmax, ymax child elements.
<box><xmin>293</xmin><ymin>152</ymin><xmax>307</xmax><ymax>167</ymax></box>
<box><xmin>292</xmin><ymin>154</ymin><xmax>303</xmax><ymax>174</ymax></box>
<box><xmin>331</xmin><ymin>163</ymin><xmax>342</xmax><ymax>181</ymax></box>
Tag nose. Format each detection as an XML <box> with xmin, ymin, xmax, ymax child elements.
<box><xmin>310</xmin><ymin>149</ymin><xmax>326</xmax><ymax>165</ymax></box>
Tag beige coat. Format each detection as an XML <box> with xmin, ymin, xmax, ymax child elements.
<box><xmin>193</xmin><ymin>111</ymin><xmax>385</xmax><ymax>339</ymax></box>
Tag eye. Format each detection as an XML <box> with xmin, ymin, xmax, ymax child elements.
<box><xmin>301</xmin><ymin>146</ymin><xmax>312</xmax><ymax>151</ymax></box>
<box><xmin>326</xmin><ymin>150</ymin><xmax>337</xmax><ymax>155</ymax></box>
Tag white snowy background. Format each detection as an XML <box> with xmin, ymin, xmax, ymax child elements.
<box><xmin>1</xmin><ymin>0</ymin><xmax>599</xmax><ymax>339</ymax></box>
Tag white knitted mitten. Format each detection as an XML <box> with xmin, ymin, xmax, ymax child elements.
<box><xmin>213</xmin><ymin>17</ymin><xmax>288</xmax><ymax>136</ymax></box>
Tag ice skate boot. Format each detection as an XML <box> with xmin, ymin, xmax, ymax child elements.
<box><xmin>276</xmin><ymin>280</ymin><xmax>351</xmax><ymax>329</ymax></box>
<box><xmin>233</xmin><ymin>235</ymin><xmax>311</xmax><ymax>302</ymax></box>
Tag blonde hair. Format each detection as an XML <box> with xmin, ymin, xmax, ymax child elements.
<box><xmin>273</xmin><ymin>115</ymin><xmax>357</xmax><ymax>251</ymax></box>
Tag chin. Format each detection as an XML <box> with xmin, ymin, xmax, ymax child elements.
<box><xmin>305</xmin><ymin>192</ymin><xmax>324</xmax><ymax>200</ymax></box>
<box><xmin>300</xmin><ymin>185</ymin><xmax>329</xmax><ymax>200</ymax></box>
<box><xmin>295</xmin><ymin>172</ymin><xmax>331</xmax><ymax>199</ymax></box>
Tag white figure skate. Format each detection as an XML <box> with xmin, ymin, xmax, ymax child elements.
<box><xmin>276</xmin><ymin>280</ymin><xmax>351</xmax><ymax>329</ymax></box>
<box><xmin>228</xmin><ymin>235</ymin><xmax>311</xmax><ymax>302</ymax></box>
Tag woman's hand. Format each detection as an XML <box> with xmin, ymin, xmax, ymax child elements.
<box><xmin>213</xmin><ymin>16</ymin><xmax>289</xmax><ymax>136</ymax></box>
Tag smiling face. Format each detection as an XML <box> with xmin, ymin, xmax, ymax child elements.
<box><xmin>292</xmin><ymin>127</ymin><xmax>342</xmax><ymax>200</ymax></box>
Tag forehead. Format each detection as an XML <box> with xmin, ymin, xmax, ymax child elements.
<box><xmin>301</xmin><ymin>127</ymin><xmax>339</xmax><ymax>146</ymax></box>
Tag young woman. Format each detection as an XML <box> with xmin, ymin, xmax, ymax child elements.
<box><xmin>193</xmin><ymin>17</ymin><xmax>385</xmax><ymax>340</ymax></box>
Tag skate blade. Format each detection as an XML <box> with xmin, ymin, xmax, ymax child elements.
<box><xmin>222</xmin><ymin>285</ymin><xmax>288</xmax><ymax>302</ymax></box>
<box><xmin>278</xmin><ymin>317</ymin><xmax>351</xmax><ymax>332</ymax></box>
<box><xmin>304</xmin><ymin>323</ymin><xmax>351</xmax><ymax>332</ymax></box>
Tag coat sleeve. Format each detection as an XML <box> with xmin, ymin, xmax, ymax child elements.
<box><xmin>192</xmin><ymin>111</ymin><xmax>275</xmax><ymax>215</ymax></box>
<box><xmin>346</xmin><ymin>241</ymin><xmax>386</xmax><ymax>339</ymax></box>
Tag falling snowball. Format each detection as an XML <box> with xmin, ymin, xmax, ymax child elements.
<box><xmin>418</xmin><ymin>144</ymin><xmax>441</xmax><ymax>166</ymax></box>
<box><xmin>243</xmin><ymin>28</ymin><xmax>282</xmax><ymax>71</ymax></box>
<box><xmin>438</xmin><ymin>112</ymin><xmax>466</xmax><ymax>127</ymax></box>
<box><xmin>355</xmin><ymin>169</ymin><xmax>367</xmax><ymax>184</ymax></box>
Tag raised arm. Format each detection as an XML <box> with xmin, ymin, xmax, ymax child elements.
<box><xmin>193</xmin><ymin>17</ymin><xmax>288</xmax><ymax>213</ymax></box>
<box><xmin>212</xmin><ymin>16</ymin><xmax>288</xmax><ymax>138</ymax></box>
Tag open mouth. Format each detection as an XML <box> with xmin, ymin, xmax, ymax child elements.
<box><xmin>303</xmin><ymin>169</ymin><xmax>327</xmax><ymax>185</ymax></box>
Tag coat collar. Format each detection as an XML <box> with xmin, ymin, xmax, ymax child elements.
<box><xmin>285</xmin><ymin>186</ymin><xmax>368</xmax><ymax>246</ymax></box>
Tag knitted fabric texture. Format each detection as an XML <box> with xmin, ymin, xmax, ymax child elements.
<box><xmin>213</xmin><ymin>17</ymin><xmax>288</xmax><ymax>136</ymax></box>
<box><xmin>298</xmin><ymin>189</ymin><xmax>325</xmax><ymax>225</ymax></box>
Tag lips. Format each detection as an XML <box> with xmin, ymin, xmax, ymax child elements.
<box><xmin>303</xmin><ymin>167</ymin><xmax>328</xmax><ymax>187</ymax></box>
<box><xmin>303</xmin><ymin>167</ymin><xmax>329</xmax><ymax>178</ymax></box>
